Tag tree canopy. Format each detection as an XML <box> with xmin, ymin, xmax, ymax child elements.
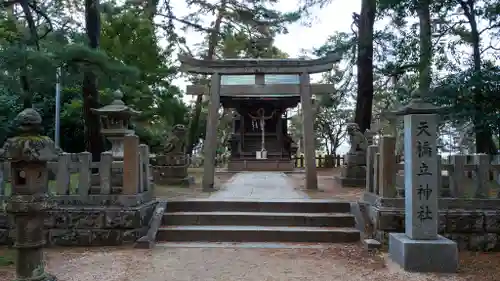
<box><xmin>0</xmin><ymin>0</ymin><xmax>499</xmax><ymax>156</ymax></box>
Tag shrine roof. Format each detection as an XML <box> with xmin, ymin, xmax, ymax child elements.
<box><xmin>178</xmin><ymin>52</ymin><xmax>342</xmax><ymax>74</ymax></box>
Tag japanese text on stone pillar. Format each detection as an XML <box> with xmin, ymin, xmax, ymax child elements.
<box><xmin>416</xmin><ymin>120</ymin><xmax>434</xmax><ymax>223</ymax></box>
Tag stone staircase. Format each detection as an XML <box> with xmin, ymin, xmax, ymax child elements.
<box><xmin>155</xmin><ymin>199</ymin><xmax>360</xmax><ymax>243</ymax></box>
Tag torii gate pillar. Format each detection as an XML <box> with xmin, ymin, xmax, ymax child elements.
<box><xmin>202</xmin><ymin>73</ymin><xmax>221</xmax><ymax>191</ymax></box>
<box><xmin>300</xmin><ymin>72</ymin><xmax>318</xmax><ymax>189</ymax></box>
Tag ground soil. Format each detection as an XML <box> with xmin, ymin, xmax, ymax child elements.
<box><xmin>1</xmin><ymin>244</ymin><xmax>500</xmax><ymax>281</ymax></box>
<box><xmin>153</xmin><ymin>168</ymin><xmax>234</xmax><ymax>200</ymax></box>
<box><xmin>289</xmin><ymin>168</ymin><xmax>365</xmax><ymax>200</ymax></box>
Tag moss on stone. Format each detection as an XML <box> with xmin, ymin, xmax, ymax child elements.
<box><xmin>0</xmin><ymin>249</ymin><xmax>14</xmax><ymax>266</ymax></box>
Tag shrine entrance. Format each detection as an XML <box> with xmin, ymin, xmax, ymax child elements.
<box><xmin>179</xmin><ymin>53</ymin><xmax>341</xmax><ymax>191</ymax></box>
<box><xmin>220</xmin><ymin>86</ymin><xmax>302</xmax><ymax>172</ymax></box>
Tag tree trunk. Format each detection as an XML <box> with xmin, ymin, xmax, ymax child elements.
<box><xmin>83</xmin><ymin>0</ymin><xmax>104</xmax><ymax>161</ymax></box>
<box><xmin>416</xmin><ymin>0</ymin><xmax>431</xmax><ymax>94</ymax></box>
<box><xmin>144</xmin><ymin>0</ymin><xmax>159</xmax><ymax>20</ymax></box>
<box><xmin>10</xmin><ymin>0</ymin><xmax>39</xmax><ymax>108</ymax></box>
<box><xmin>460</xmin><ymin>1</ymin><xmax>497</xmax><ymax>154</ymax></box>
<box><xmin>354</xmin><ymin>0</ymin><xmax>376</xmax><ymax>133</ymax></box>
<box><xmin>186</xmin><ymin>1</ymin><xmax>226</xmax><ymax>155</ymax></box>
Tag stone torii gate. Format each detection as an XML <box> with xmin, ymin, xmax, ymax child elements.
<box><xmin>179</xmin><ymin>53</ymin><xmax>342</xmax><ymax>191</ymax></box>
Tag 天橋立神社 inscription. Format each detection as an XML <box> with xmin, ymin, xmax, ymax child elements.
<box><xmin>405</xmin><ymin>116</ymin><xmax>439</xmax><ymax>240</ymax></box>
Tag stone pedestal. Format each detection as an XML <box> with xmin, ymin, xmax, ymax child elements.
<box><xmin>335</xmin><ymin>153</ymin><xmax>366</xmax><ymax>188</ymax></box>
<box><xmin>389</xmin><ymin>233</ymin><xmax>458</xmax><ymax>273</ymax></box>
<box><xmin>152</xmin><ymin>153</ymin><xmax>193</xmax><ymax>186</ymax></box>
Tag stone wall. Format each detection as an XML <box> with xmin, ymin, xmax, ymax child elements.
<box><xmin>367</xmin><ymin>204</ymin><xmax>500</xmax><ymax>251</ymax></box>
<box><xmin>0</xmin><ymin>213</ymin><xmax>8</xmax><ymax>244</ymax></box>
<box><xmin>0</xmin><ymin>200</ymin><xmax>157</xmax><ymax>246</ymax></box>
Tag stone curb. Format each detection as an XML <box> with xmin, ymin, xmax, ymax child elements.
<box><xmin>134</xmin><ymin>201</ymin><xmax>166</xmax><ymax>249</ymax></box>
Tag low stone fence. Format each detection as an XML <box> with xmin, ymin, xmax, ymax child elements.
<box><xmin>293</xmin><ymin>154</ymin><xmax>345</xmax><ymax>169</ymax></box>
<box><xmin>0</xmin><ymin>135</ymin><xmax>156</xmax><ymax>246</ymax></box>
<box><xmin>190</xmin><ymin>154</ymin><xmax>348</xmax><ymax>169</ymax></box>
<box><xmin>360</xmin><ymin>135</ymin><xmax>500</xmax><ymax>251</ymax></box>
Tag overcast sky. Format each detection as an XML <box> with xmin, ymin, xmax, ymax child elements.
<box><xmin>171</xmin><ymin>0</ymin><xmax>361</xmax><ymax>99</ymax></box>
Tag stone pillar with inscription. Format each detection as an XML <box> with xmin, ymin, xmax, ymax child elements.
<box><xmin>1</xmin><ymin>108</ymin><xmax>59</xmax><ymax>281</ymax></box>
<box><xmin>388</xmin><ymin>97</ymin><xmax>458</xmax><ymax>273</ymax></box>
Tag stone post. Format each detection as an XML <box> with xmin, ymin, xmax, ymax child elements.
<box><xmin>365</xmin><ymin>145</ymin><xmax>378</xmax><ymax>193</ymax></box>
<box><xmin>139</xmin><ymin>144</ymin><xmax>151</xmax><ymax>192</ymax></box>
<box><xmin>1</xmin><ymin>108</ymin><xmax>59</xmax><ymax>281</ymax></box>
<box><xmin>240</xmin><ymin>112</ymin><xmax>245</xmax><ymax>151</ymax></box>
<box><xmin>449</xmin><ymin>155</ymin><xmax>466</xmax><ymax>197</ymax></box>
<box><xmin>388</xmin><ymin>98</ymin><xmax>458</xmax><ymax>273</ymax></box>
<box><xmin>277</xmin><ymin>111</ymin><xmax>283</xmax><ymax>157</ymax></box>
<box><xmin>378</xmin><ymin>136</ymin><xmax>397</xmax><ymax>198</ymax></box>
<box><xmin>373</xmin><ymin>153</ymin><xmax>380</xmax><ymax>194</ymax></box>
<box><xmin>123</xmin><ymin>134</ymin><xmax>140</xmax><ymax>194</ymax></box>
<box><xmin>202</xmin><ymin>73</ymin><xmax>221</xmax><ymax>191</ymax></box>
<box><xmin>299</xmin><ymin>72</ymin><xmax>318</xmax><ymax>190</ymax></box>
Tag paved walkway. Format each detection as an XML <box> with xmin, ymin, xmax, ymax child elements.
<box><xmin>209</xmin><ymin>172</ymin><xmax>308</xmax><ymax>200</ymax></box>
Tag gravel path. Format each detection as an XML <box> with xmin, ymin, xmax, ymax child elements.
<box><xmin>1</xmin><ymin>244</ymin><xmax>492</xmax><ymax>281</ymax></box>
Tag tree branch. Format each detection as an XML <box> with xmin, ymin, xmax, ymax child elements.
<box><xmin>1</xmin><ymin>0</ymin><xmax>17</xmax><ymax>7</ymax></box>
<box><xmin>28</xmin><ymin>1</ymin><xmax>53</xmax><ymax>40</ymax></box>
<box><xmin>158</xmin><ymin>13</ymin><xmax>214</xmax><ymax>33</ymax></box>
<box><xmin>478</xmin><ymin>22</ymin><xmax>500</xmax><ymax>36</ymax></box>
<box><xmin>481</xmin><ymin>42</ymin><xmax>500</xmax><ymax>55</ymax></box>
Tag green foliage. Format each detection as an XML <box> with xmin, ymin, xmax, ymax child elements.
<box><xmin>0</xmin><ymin>1</ymin><xmax>189</xmax><ymax>151</ymax></box>
<box><xmin>309</xmin><ymin>0</ymin><xmax>500</xmax><ymax>153</ymax></box>
<box><xmin>433</xmin><ymin>64</ymin><xmax>500</xmax><ymax>130</ymax></box>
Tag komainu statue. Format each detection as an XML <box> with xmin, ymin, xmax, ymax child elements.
<box><xmin>335</xmin><ymin>122</ymin><xmax>369</xmax><ymax>187</ymax></box>
<box><xmin>152</xmin><ymin>124</ymin><xmax>192</xmax><ymax>186</ymax></box>
<box><xmin>346</xmin><ymin>123</ymin><xmax>368</xmax><ymax>155</ymax></box>
<box><xmin>163</xmin><ymin>124</ymin><xmax>187</xmax><ymax>154</ymax></box>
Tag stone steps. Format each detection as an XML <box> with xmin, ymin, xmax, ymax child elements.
<box><xmin>157</xmin><ymin>225</ymin><xmax>360</xmax><ymax>243</ymax></box>
<box><xmin>163</xmin><ymin>212</ymin><xmax>355</xmax><ymax>227</ymax></box>
<box><xmin>156</xmin><ymin>242</ymin><xmax>335</xmax><ymax>249</ymax></box>
<box><xmin>156</xmin><ymin>200</ymin><xmax>360</xmax><ymax>244</ymax></box>
<box><xmin>165</xmin><ymin>199</ymin><xmax>352</xmax><ymax>213</ymax></box>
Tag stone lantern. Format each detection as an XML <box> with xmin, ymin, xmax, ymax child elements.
<box><xmin>1</xmin><ymin>108</ymin><xmax>59</xmax><ymax>281</ymax></box>
<box><xmin>91</xmin><ymin>89</ymin><xmax>141</xmax><ymax>159</ymax></box>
